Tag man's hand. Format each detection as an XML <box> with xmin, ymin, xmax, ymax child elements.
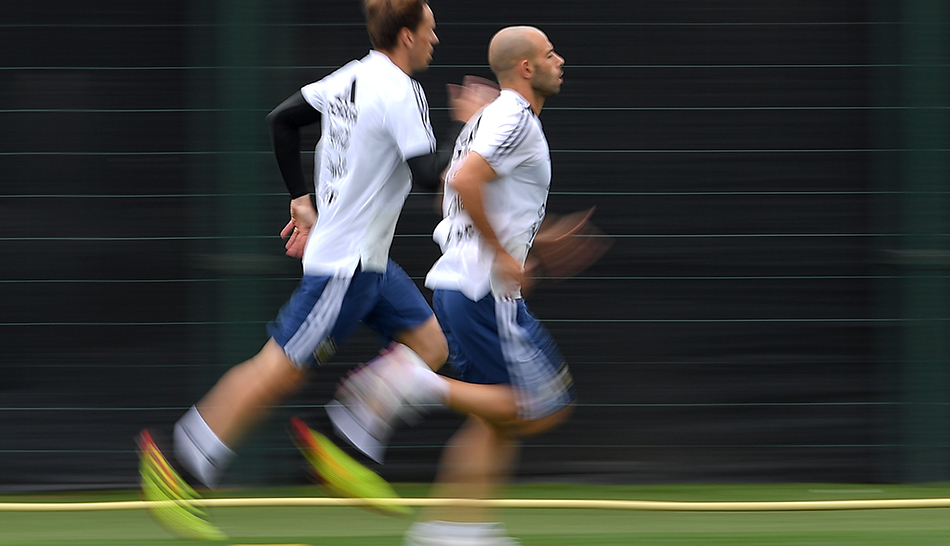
<box><xmin>280</xmin><ymin>195</ymin><xmax>317</xmax><ymax>259</ymax></box>
<box><xmin>447</xmin><ymin>75</ymin><xmax>500</xmax><ymax>123</ymax></box>
<box><xmin>492</xmin><ymin>250</ymin><xmax>525</xmax><ymax>298</ymax></box>
<box><xmin>524</xmin><ymin>207</ymin><xmax>611</xmax><ymax>294</ymax></box>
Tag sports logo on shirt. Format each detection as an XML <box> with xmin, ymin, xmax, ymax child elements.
<box><xmin>322</xmin><ymin>79</ymin><xmax>360</xmax><ymax>204</ymax></box>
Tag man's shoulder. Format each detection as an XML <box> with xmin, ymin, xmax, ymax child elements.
<box><xmin>307</xmin><ymin>55</ymin><xmax>414</xmax><ymax>105</ymax></box>
<box><xmin>356</xmin><ymin>52</ymin><xmax>412</xmax><ymax>83</ymax></box>
<box><xmin>305</xmin><ymin>58</ymin><xmax>362</xmax><ymax>94</ymax></box>
<box><xmin>352</xmin><ymin>58</ymin><xmax>418</xmax><ymax>106</ymax></box>
<box><xmin>481</xmin><ymin>92</ymin><xmax>531</xmax><ymax>123</ymax></box>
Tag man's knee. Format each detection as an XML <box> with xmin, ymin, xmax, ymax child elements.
<box><xmin>397</xmin><ymin>317</ymin><xmax>448</xmax><ymax>371</ymax></box>
<box><xmin>253</xmin><ymin>339</ymin><xmax>309</xmax><ymax>394</ymax></box>
<box><xmin>424</xmin><ymin>334</ymin><xmax>450</xmax><ymax>371</ymax></box>
<box><xmin>514</xmin><ymin>404</ymin><xmax>573</xmax><ymax>437</ymax></box>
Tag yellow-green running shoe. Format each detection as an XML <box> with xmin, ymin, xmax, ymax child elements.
<box><xmin>137</xmin><ymin>429</ymin><xmax>227</xmax><ymax>540</ymax></box>
<box><xmin>289</xmin><ymin>417</ymin><xmax>411</xmax><ymax>516</ymax></box>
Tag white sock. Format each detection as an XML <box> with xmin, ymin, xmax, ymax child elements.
<box><xmin>409</xmin><ymin>520</ymin><xmax>507</xmax><ymax>539</ymax></box>
<box><xmin>405</xmin><ymin>350</ymin><xmax>450</xmax><ymax>406</ymax></box>
<box><xmin>396</xmin><ymin>344</ymin><xmax>449</xmax><ymax>406</ymax></box>
<box><xmin>173</xmin><ymin>406</ymin><xmax>235</xmax><ymax>489</ymax></box>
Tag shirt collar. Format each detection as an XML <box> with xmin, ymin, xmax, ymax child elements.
<box><xmin>500</xmin><ymin>88</ymin><xmax>536</xmax><ymax>117</ymax></box>
<box><xmin>366</xmin><ymin>49</ymin><xmax>404</xmax><ymax>75</ymax></box>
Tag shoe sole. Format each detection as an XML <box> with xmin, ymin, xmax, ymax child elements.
<box><xmin>137</xmin><ymin>429</ymin><xmax>227</xmax><ymax>541</ymax></box>
<box><xmin>326</xmin><ymin>400</ymin><xmax>386</xmax><ymax>464</ymax></box>
<box><xmin>288</xmin><ymin>417</ymin><xmax>410</xmax><ymax>516</ymax></box>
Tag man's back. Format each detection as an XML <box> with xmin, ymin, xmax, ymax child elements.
<box><xmin>300</xmin><ymin>50</ymin><xmax>436</xmax><ymax>276</ymax></box>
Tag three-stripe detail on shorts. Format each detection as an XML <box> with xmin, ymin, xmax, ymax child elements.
<box><xmin>494</xmin><ymin>297</ymin><xmax>573</xmax><ymax>420</ymax></box>
<box><xmin>284</xmin><ymin>275</ymin><xmax>351</xmax><ymax>364</ymax></box>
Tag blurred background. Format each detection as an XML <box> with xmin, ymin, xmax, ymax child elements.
<box><xmin>1</xmin><ymin>1</ymin><xmax>948</xmax><ymax>492</ymax></box>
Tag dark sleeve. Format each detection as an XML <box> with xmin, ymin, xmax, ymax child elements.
<box><xmin>406</xmin><ymin>120</ymin><xmax>466</xmax><ymax>191</ymax></box>
<box><xmin>266</xmin><ymin>90</ymin><xmax>322</xmax><ymax>199</ymax></box>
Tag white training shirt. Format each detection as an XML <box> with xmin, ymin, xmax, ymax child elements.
<box><xmin>299</xmin><ymin>50</ymin><xmax>436</xmax><ymax>276</ymax></box>
<box><xmin>425</xmin><ymin>89</ymin><xmax>552</xmax><ymax>300</ymax></box>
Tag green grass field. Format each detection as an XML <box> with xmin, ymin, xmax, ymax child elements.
<box><xmin>3</xmin><ymin>483</ymin><xmax>950</xmax><ymax>545</ymax></box>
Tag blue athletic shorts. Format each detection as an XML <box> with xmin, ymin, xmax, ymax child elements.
<box><xmin>267</xmin><ymin>259</ymin><xmax>433</xmax><ymax>368</ymax></box>
<box><xmin>433</xmin><ymin>289</ymin><xmax>576</xmax><ymax>421</ymax></box>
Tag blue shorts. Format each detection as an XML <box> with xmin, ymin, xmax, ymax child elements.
<box><xmin>268</xmin><ymin>259</ymin><xmax>433</xmax><ymax>368</ymax></box>
<box><xmin>433</xmin><ymin>289</ymin><xmax>575</xmax><ymax>421</ymax></box>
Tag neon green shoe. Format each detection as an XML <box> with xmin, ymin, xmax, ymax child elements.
<box><xmin>289</xmin><ymin>417</ymin><xmax>411</xmax><ymax>516</ymax></box>
<box><xmin>137</xmin><ymin>429</ymin><xmax>227</xmax><ymax>540</ymax></box>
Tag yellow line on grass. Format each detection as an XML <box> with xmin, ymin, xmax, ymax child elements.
<box><xmin>4</xmin><ymin>497</ymin><xmax>950</xmax><ymax>512</ymax></box>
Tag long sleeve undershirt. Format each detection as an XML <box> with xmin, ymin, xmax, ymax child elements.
<box><xmin>266</xmin><ymin>90</ymin><xmax>463</xmax><ymax>196</ymax></box>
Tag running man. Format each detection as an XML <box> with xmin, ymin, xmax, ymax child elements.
<box><xmin>329</xmin><ymin>25</ymin><xmax>573</xmax><ymax>545</ymax></box>
<box><xmin>138</xmin><ymin>0</ymin><xmax>491</xmax><ymax>538</ymax></box>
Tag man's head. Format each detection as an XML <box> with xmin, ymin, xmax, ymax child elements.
<box><xmin>364</xmin><ymin>0</ymin><xmax>438</xmax><ymax>72</ymax></box>
<box><xmin>488</xmin><ymin>26</ymin><xmax>564</xmax><ymax>98</ymax></box>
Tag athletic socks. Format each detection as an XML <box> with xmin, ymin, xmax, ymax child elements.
<box><xmin>173</xmin><ymin>406</ymin><xmax>235</xmax><ymax>489</ymax></box>
<box><xmin>169</xmin><ymin>348</ymin><xmax>446</xmax><ymax>489</ymax></box>
<box><xmin>404</xmin><ymin>520</ymin><xmax>521</xmax><ymax>546</ymax></box>
<box><xmin>411</xmin><ymin>357</ymin><xmax>451</xmax><ymax>407</ymax></box>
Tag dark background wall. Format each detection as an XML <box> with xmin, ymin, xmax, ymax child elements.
<box><xmin>1</xmin><ymin>1</ymin><xmax>948</xmax><ymax>491</ymax></box>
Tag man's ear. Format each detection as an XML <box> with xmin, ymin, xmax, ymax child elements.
<box><xmin>399</xmin><ymin>27</ymin><xmax>414</xmax><ymax>49</ymax></box>
<box><xmin>518</xmin><ymin>58</ymin><xmax>533</xmax><ymax>79</ymax></box>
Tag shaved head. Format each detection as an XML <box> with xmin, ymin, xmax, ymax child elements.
<box><xmin>488</xmin><ymin>26</ymin><xmax>546</xmax><ymax>79</ymax></box>
<box><xmin>486</xmin><ymin>25</ymin><xmax>564</xmax><ymax>112</ymax></box>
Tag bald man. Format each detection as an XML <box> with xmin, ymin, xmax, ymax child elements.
<box><xmin>327</xmin><ymin>25</ymin><xmax>572</xmax><ymax>546</ymax></box>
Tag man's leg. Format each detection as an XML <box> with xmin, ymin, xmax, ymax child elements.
<box><xmin>423</xmin><ymin>415</ymin><xmax>519</xmax><ymax>523</ymax></box>
<box><xmin>327</xmin><ymin>261</ymin><xmax>449</xmax><ymax>461</ymax></box>
<box><xmin>442</xmin><ymin>378</ymin><xmax>517</xmax><ymax>424</ymax></box>
<box><xmin>173</xmin><ymin>271</ymin><xmax>353</xmax><ymax>487</ymax></box>
<box><xmin>405</xmin><ymin>292</ymin><xmax>575</xmax><ymax>544</ymax></box>
<box><xmin>195</xmin><ymin>338</ymin><xmax>307</xmax><ymax>447</ymax></box>
<box><xmin>433</xmin><ymin>389</ymin><xmax>573</xmax><ymax>501</ymax></box>
<box><xmin>404</xmin><ymin>417</ymin><xmax>519</xmax><ymax>545</ymax></box>
<box><xmin>395</xmin><ymin>314</ymin><xmax>448</xmax><ymax>372</ymax></box>
<box><xmin>174</xmin><ymin>338</ymin><xmax>308</xmax><ymax>487</ymax></box>
<box><xmin>404</xmin><ymin>395</ymin><xmax>572</xmax><ymax>545</ymax></box>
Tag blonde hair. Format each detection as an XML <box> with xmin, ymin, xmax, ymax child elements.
<box><xmin>363</xmin><ymin>0</ymin><xmax>428</xmax><ymax>51</ymax></box>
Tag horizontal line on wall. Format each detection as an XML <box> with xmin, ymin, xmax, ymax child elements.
<box><xmin>0</xmin><ymin>148</ymin><xmax>945</xmax><ymax>157</ymax></box>
<box><xmin>1</xmin><ymin>275</ymin><xmax>946</xmax><ymax>285</ymax></box>
<box><xmin>0</xmin><ymin>233</ymin><xmax>934</xmax><ymax>242</ymax></box>
<box><xmin>0</xmin><ymin>401</ymin><xmax>901</xmax><ymax>412</ymax></box>
<box><xmin>0</xmin><ymin>318</ymin><xmax>929</xmax><ymax>327</ymax></box>
<box><xmin>0</xmin><ymin>63</ymin><xmax>937</xmax><ymax>71</ymax></box>
<box><xmin>1</xmin><ymin>359</ymin><xmax>930</xmax><ymax>369</ymax></box>
<box><xmin>0</xmin><ymin>444</ymin><xmax>906</xmax><ymax>456</ymax></box>
<box><xmin>1</xmin><ymin>191</ymin><xmax>946</xmax><ymax>199</ymax></box>
<box><xmin>1</xmin><ymin>106</ymin><xmax>946</xmax><ymax>114</ymax></box>
<box><xmin>0</xmin><ymin>22</ymin><xmax>922</xmax><ymax>29</ymax></box>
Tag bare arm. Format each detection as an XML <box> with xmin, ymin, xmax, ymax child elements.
<box><xmin>450</xmin><ymin>152</ymin><xmax>523</xmax><ymax>292</ymax></box>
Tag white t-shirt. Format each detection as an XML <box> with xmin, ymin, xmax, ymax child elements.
<box><xmin>425</xmin><ymin>89</ymin><xmax>551</xmax><ymax>300</ymax></box>
<box><xmin>299</xmin><ymin>50</ymin><xmax>436</xmax><ymax>276</ymax></box>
